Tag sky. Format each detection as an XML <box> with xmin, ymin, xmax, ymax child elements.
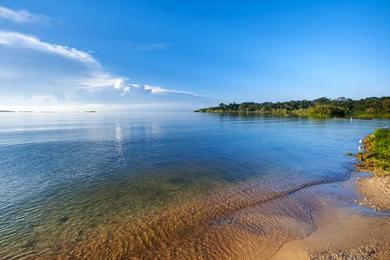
<box><xmin>0</xmin><ymin>0</ymin><xmax>389</xmax><ymax>111</ymax></box>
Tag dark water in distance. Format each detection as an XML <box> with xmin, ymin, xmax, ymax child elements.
<box><xmin>0</xmin><ymin>112</ymin><xmax>389</xmax><ymax>258</ymax></box>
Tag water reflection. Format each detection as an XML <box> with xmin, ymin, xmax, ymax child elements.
<box><xmin>115</xmin><ymin>122</ymin><xmax>122</xmax><ymax>142</ymax></box>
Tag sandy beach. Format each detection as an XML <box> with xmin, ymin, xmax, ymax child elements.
<box><xmin>358</xmin><ymin>176</ymin><xmax>390</xmax><ymax>211</ymax></box>
<box><xmin>273</xmin><ymin>174</ymin><xmax>390</xmax><ymax>260</ymax></box>
<box><xmin>274</xmin><ymin>128</ymin><xmax>390</xmax><ymax>259</ymax></box>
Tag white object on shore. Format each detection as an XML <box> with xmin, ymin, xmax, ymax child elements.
<box><xmin>358</xmin><ymin>139</ymin><xmax>363</xmax><ymax>152</ymax></box>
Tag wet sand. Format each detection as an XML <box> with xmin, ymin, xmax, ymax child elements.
<box><xmin>273</xmin><ymin>205</ymin><xmax>390</xmax><ymax>260</ymax></box>
<box><xmin>273</xmin><ymin>174</ymin><xmax>390</xmax><ymax>260</ymax></box>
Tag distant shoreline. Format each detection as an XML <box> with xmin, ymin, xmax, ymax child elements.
<box><xmin>195</xmin><ymin>110</ymin><xmax>388</xmax><ymax>120</ymax></box>
<box><xmin>195</xmin><ymin>96</ymin><xmax>390</xmax><ymax>119</ymax></box>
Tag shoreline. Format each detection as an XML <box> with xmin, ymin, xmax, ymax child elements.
<box><xmin>356</xmin><ymin>128</ymin><xmax>390</xmax><ymax>211</ymax></box>
<box><xmin>273</xmin><ymin>173</ymin><xmax>390</xmax><ymax>260</ymax></box>
<box><xmin>195</xmin><ymin>97</ymin><xmax>390</xmax><ymax>119</ymax></box>
<box><xmin>195</xmin><ymin>110</ymin><xmax>390</xmax><ymax>120</ymax></box>
<box><xmin>274</xmin><ymin>129</ymin><xmax>390</xmax><ymax>259</ymax></box>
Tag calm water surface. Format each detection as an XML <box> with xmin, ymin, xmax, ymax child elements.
<box><xmin>0</xmin><ymin>112</ymin><xmax>389</xmax><ymax>258</ymax></box>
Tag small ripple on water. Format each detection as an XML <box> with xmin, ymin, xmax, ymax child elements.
<box><xmin>1</xmin><ymin>114</ymin><xmax>385</xmax><ymax>259</ymax></box>
<box><xmin>19</xmin><ymin>174</ymin><xmax>350</xmax><ymax>259</ymax></box>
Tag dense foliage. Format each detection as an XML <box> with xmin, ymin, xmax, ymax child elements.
<box><xmin>357</xmin><ymin>128</ymin><xmax>390</xmax><ymax>176</ymax></box>
<box><xmin>195</xmin><ymin>97</ymin><xmax>390</xmax><ymax>118</ymax></box>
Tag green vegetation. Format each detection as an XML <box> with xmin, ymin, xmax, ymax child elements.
<box><xmin>195</xmin><ymin>97</ymin><xmax>390</xmax><ymax>118</ymax></box>
<box><xmin>357</xmin><ymin>128</ymin><xmax>390</xmax><ymax>176</ymax></box>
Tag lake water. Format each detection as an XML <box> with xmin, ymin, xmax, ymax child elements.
<box><xmin>0</xmin><ymin>112</ymin><xmax>389</xmax><ymax>258</ymax></box>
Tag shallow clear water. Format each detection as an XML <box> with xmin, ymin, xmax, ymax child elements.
<box><xmin>0</xmin><ymin>112</ymin><xmax>389</xmax><ymax>258</ymax></box>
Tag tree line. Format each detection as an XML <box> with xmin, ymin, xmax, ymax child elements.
<box><xmin>195</xmin><ymin>97</ymin><xmax>390</xmax><ymax>118</ymax></box>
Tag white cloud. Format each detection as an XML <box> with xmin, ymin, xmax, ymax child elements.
<box><xmin>143</xmin><ymin>85</ymin><xmax>201</xmax><ymax>96</ymax></box>
<box><xmin>80</xmin><ymin>75</ymin><xmax>200</xmax><ymax>97</ymax></box>
<box><xmin>78</xmin><ymin>73</ymin><xmax>125</xmax><ymax>89</ymax></box>
<box><xmin>0</xmin><ymin>30</ymin><xmax>199</xmax><ymax>96</ymax></box>
<box><xmin>0</xmin><ymin>30</ymin><xmax>202</xmax><ymax>110</ymax></box>
<box><xmin>128</xmin><ymin>84</ymin><xmax>201</xmax><ymax>96</ymax></box>
<box><xmin>0</xmin><ymin>5</ymin><xmax>47</xmax><ymax>23</ymax></box>
<box><xmin>0</xmin><ymin>31</ymin><xmax>98</xmax><ymax>64</ymax></box>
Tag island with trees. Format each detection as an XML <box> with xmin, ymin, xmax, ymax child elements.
<box><xmin>195</xmin><ymin>97</ymin><xmax>390</xmax><ymax>118</ymax></box>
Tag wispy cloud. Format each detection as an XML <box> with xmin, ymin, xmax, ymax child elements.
<box><xmin>134</xmin><ymin>84</ymin><xmax>201</xmax><ymax>96</ymax></box>
<box><xmin>128</xmin><ymin>42</ymin><xmax>170</xmax><ymax>51</ymax></box>
<box><xmin>0</xmin><ymin>30</ymin><xmax>200</xmax><ymax>101</ymax></box>
<box><xmin>80</xmin><ymin>75</ymin><xmax>200</xmax><ymax>97</ymax></box>
<box><xmin>0</xmin><ymin>31</ymin><xmax>98</xmax><ymax>64</ymax></box>
<box><xmin>0</xmin><ymin>5</ymin><xmax>48</xmax><ymax>23</ymax></box>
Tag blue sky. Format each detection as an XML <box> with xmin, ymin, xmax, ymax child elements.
<box><xmin>0</xmin><ymin>0</ymin><xmax>389</xmax><ymax>111</ymax></box>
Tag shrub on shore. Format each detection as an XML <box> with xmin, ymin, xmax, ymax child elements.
<box><xmin>357</xmin><ymin>128</ymin><xmax>390</xmax><ymax>176</ymax></box>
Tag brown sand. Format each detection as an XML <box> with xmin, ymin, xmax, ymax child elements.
<box><xmin>273</xmin><ymin>175</ymin><xmax>390</xmax><ymax>260</ymax></box>
<box><xmin>272</xmin><ymin>203</ymin><xmax>390</xmax><ymax>260</ymax></box>
<box><xmin>358</xmin><ymin>175</ymin><xmax>390</xmax><ymax>211</ymax></box>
